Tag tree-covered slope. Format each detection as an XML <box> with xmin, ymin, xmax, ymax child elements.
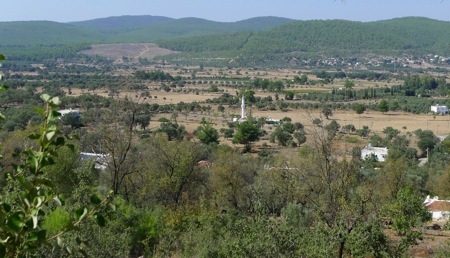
<box><xmin>2</xmin><ymin>16</ymin><xmax>450</xmax><ymax>63</ymax></box>
<box><xmin>107</xmin><ymin>17</ymin><xmax>294</xmax><ymax>42</ymax></box>
<box><xmin>0</xmin><ymin>21</ymin><xmax>104</xmax><ymax>46</ymax></box>
<box><xmin>155</xmin><ymin>32</ymin><xmax>252</xmax><ymax>52</ymax></box>
<box><xmin>158</xmin><ymin>17</ymin><xmax>450</xmax><ymax>57</ymax></box>
<box><xmin>0</xmin><ymin>16</ymin><xmax>295</xmax><ymax>46</ymax></box>
<box><xmin>226</xmin><ymin>16</ymin><xmax>295</xmax><ymax>31</ymax></box>
<box><xmin>239</xmin><ymin>19</ymin><xmax>417</xmax><ymax>57</ymax></box>
<box><xmin>366</xmin><ymin>17</ymin><xmax>450</xmax><ymax>52</ymax></box>
<box><xmin>68</xmin><ymin>15</ymin><xmax>174</xmax><ymax>32</ymax></box>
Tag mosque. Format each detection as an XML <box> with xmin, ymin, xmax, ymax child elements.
<box><xmin>233</xmin><ymin>95</ymin><xmax>248</xmax><ymax>123</ymax></box>
<box><xmin>232</xmin><ymin>95</ymin><xmax>279</xmax><ymax>124</ymax></box>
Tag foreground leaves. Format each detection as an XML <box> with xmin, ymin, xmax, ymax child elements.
<box><xmin>0</xmin><ymin>94</ymin><xmax>112</xmax><ymax>257</ymax></box>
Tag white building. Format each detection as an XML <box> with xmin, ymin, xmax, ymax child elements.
<box><xmin>430</xmin><ymin>105</ymin><xmax>448</xmax><ymax>115</ymax></box>
<box><xmin>59</xmin><ymin>109</ymin><xmax>80</xmax><ymax>117</ymax></box>
<box><xmin>265</xmin><ymin>116</ymin><xmax>280</xmax><ymax>124</ymax></box>
<box><xmin>361</xmin><ymin>144</ymin><xmax>388</xmax><ymax>162</ymax></box>
<box><xmin>80</xmin><ymin>152</ymin><xmax>108</xmax><ymax>170</ymax></box>
<box><xmin>423</xmin><ymin>196</ymin><xmax>450</xmax><ymax>221</ymax></box>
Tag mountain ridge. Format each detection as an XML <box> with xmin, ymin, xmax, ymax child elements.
<box><xmin>68</xmin><ymin>15</ymin><xmax>175</xmax><ymax>32</ymax></box>
<box><xmin>1</xmin><ymin>15</ymin><xmax>450</xmax><ymax>64</ymax></box>
<box><xmin>0</xmin><ymin>15</ymin><xmax>295</xmax><ymax>46</ymax></box>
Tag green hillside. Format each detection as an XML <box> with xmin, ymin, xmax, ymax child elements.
<box><xmin>68</xmin><ymin>15</ymin><xmax>174</xmax><ymax>32</ymax></box>
<box><xmin>2</xmin><ymin>16</ymin><xmax>450</xmax><ymax>63</ymax></box>
<box><xmin>0</xmin><ymin>21</ymin><xmax>104</xmax><ymax>46</ymax></box>
<box><xmin>0</xmin><ymin>16</ymin><xmax>294</xmax><ymax>46</ymax></box>
<box><xmin>156</xmin><ymin>17</ymin><xmax>450</xmax><ymax>66</ymax></box>
<box><xmin>107</xmin><ymin>17</ymin><xmax>294</xmax><ymax>42</ymax></box>
<box><xmin>238</xmin><ymin>19</ymin><xmax>405</xmax><ymax>57</ymax></box>
<box><xmin>366</xmin><ymin>17</ymin><xmax>450</xmax><ymax>52</ymax></box>
<box><xmin>233</xmin><ymin>16</ymin><xmax>295</xmax><ymax>31</ymax></box>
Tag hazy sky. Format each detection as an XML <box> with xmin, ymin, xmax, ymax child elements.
<box><xmin>2</xmin><ymin>0</ymin><xmax>450</xmax><ymax>23</ymax></box>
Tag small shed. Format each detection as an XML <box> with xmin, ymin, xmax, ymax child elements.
<box><xmin>361</xmin><ymin>144</ymin><xmax>388</xmax><ymax>162</ymax></box>
<box><xmin>430</xmin><ymin>105</ymin><xmax>448</xmax><ymax>115</ymax></box>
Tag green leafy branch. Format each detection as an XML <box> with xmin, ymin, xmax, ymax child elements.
<box><xmin>0</xmin><ymin>92</ymin><xmax>113</xmax><ymax>257</ymax></box>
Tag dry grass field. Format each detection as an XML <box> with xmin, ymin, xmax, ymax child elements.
<box><xmin>69</xmin><ymin>86</ymin><xmax>450</xmax><ymax>139</ymax></box>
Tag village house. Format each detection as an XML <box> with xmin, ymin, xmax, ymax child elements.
<box><xmin>423</xmin><ymin>196</ymin><xmax>450</xmax><ymax>221</ymax></box>
<box><xmin>80</xmin><ymin>152</ymin><xmax>108</xmax><ymax>170</ymax></box>
<box><xmin>430</xmin><ymin>105</ymin><xmax>448</xmax><ymax>115</ymax></box>
<box><xmin>361</xmin><ymin>144</ymin><xmax>388</xmax><ymax>162</ymax></box>
<box><xmin>58</xmin><ymin>108</ymin><xmax>80</xmax><ymax>117</ymax></box>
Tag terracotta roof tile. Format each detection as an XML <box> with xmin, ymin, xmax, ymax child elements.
<box><xmin>425</xmin><ymin>201</ymin><xmax>450</xmax><ymax>211</ymax></box>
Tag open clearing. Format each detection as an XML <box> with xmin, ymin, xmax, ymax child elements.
<box><xmin>80</xmin><ymin>43</ymin><xmax>177</xmax><ymax>62</ymax></box>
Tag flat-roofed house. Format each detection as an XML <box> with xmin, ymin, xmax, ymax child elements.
<box><xmin>430</xmin><ymin>105</ymin><xmax>448</xmax><ymax>115</ymax></box>
<box><xmin>361</xmin><ymin>144</ymin><xmax>388</xmax><ymax>162</ymax></box>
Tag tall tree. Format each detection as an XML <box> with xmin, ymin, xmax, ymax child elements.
<box><xmin>142</xmin><ymin>135</ymin><xmax>208</xmax><ymax>206</ymax></box>
<box><xmin>135</xmin><ymin>114</ymin><xmax>150</xmax><ymax>130</ymax></box>
<box><xmin>83</xmin><ymin>98</ymin><xmax>143</xmax><ymax>196</ymax></box>
<box><xmin>385</xmin><ymin>187</ymin><xmax>431</xmax><ymax>256</ymax></box>
<box><xmin>195</xmin><ymin>121</ymin><xmax>219</xmax><ymax>145</ymax></box>
<box><xmin>296</xmin><ymin>125</ymin><xmax>382</xmax><ymax>258</ymax></box>
<box><xmin>155</xmin><ymin>121</ymin><xmax>186</xmax><ymax>141</ymax></box>
<box><xmin>232</xmin><ymin>120</ymin><xmax>262</xmax><ymax>152</ymax></box>
<box><xmin>210</xmin><ymin>146</ymin><xmax>257</xmax><ymax>210</ymax></box>
<box><xmin>414</xmin><ymin>129</ymin><xmax>439</xmax><ymax>154</ymax></box>
<box><xmin>378</xmin><ymin>99</ymin><xmax>389</xmax><ymax>113</ymax></box>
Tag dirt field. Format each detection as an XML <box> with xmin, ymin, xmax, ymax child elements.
<box><xmin>80</xmin><ymin>43</ymin><xmax>177</xmax><ymax>62</ymax></box>
<box><xmin>251</xmin><ymin>109</ymin><xmax>450</xmax><ymax>137</ymax></box>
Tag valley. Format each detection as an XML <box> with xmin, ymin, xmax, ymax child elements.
<box><xmin>1</xmin><ymin>14</ymin><xmax>450</xmax><ymax>257</ymax></box>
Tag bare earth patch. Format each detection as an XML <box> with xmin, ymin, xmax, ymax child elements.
<box><xmin>80</xmin><ymin>43</ymin><xmax>177</xmax><ymax>62</ymax></box>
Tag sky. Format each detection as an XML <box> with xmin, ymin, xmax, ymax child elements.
<box><xmin>1</xmin><ymin>0</ymin><xmax>450</xmax><ymax>23</ymax></box>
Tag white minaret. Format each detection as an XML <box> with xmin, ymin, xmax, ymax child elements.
<box><xmin>241</xmin><ymin>95</ymin><xmax>246</xmax><ymax>119</ymax></box>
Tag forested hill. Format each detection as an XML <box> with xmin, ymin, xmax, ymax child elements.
<box><xmin>68</xmin><ymin>15</ymin><xmax>174</xmax><ymax>32</ymax></box>
<box><xmin>0</xmin><ymin>21</ymin><xmax>104</xmax><ymax>46</ymax></box>
<box><xmin>243</xmin><ymin>17</ymin><xmax>450</xmax><ymax>56</ymax></box>
<box><xmin>157</xmin><ymin>17</ymin><xmax>450</xmax><ymax>58</ymax></box>
<box><xmin>2</xmin><ymin>16</ymin><xmax>450</xmax><ymax>62</ymax></box>
<box><xmin>108</xmin><ymin>16</ymin><xmax>295</xmax><ymax>42</ymax></box>
<box><xmin>0</xmin><ymin>16</ymin><xmax>294</xmax><ymax>46</ymax></box>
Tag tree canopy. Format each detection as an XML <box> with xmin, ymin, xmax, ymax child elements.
<box><xmin>232</xmin><ymin>120</ymin><xmax>262</xmax><ymax>152</ymax></box>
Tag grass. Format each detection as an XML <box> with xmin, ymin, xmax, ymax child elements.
<box><xmin>345</xmin><ymin>136</ymin><xmax>359</xmax><ymax>143</ymax></box>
